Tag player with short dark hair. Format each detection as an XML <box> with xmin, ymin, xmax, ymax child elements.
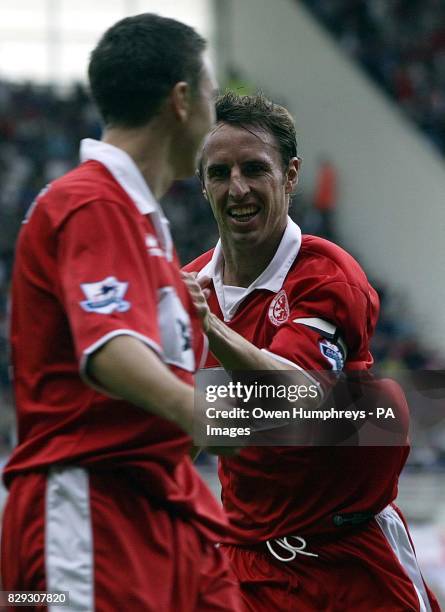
<box><xmin>1</xmin><ymin>15</ymin><xmax>241</xmax><ymax>611</ymax></box>
<box><xmin>89</xmin><ymin>13</ymin><xmax>206</xmax><ymax>127</ymax></box>
<box><xmin>183</xmin><ymin>92</ymin><xmax>439</xmax><ymax>611</ymax></box>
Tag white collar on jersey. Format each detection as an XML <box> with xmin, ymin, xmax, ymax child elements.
<box><xmin>197</xmin><ymin>217</ymin><xmax>302</xmax><ymax>321</ymax></box>
<box><xmin>79</xmin><ymin>138</ymin><xmax>173</xmax><ymax>261</ymax></box>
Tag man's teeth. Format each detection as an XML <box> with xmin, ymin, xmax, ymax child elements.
<box><xmin>228</xmin><ymin>206</ymin><xmax>259</xmax><ymax>218</ymax></box>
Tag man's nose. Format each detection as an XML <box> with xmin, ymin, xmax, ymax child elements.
<box><xmin>228</xmin><ymin>171</ymin><xmax>249</xmax><ymax>201</ymax></box>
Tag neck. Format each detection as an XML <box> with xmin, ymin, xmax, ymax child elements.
<box><xmin>221</xmin><ymin>226</ymin><xmax>286</xmax><ymax>288</ymax></box>
<box><xmin>103</xmin><ymin>120</ymin><xmax>174</xmax><ymax>200</ymax></box>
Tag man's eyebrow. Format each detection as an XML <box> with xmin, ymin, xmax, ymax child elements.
<box><xmin>206</xmin><ymin>158</ymin><xmax>271</xmax><ymax>170</ymax></box>
<box><xmin>206</xmin><ymin>162</ymin><xmax>228</xmax><ymax>172</ymax></box>
<box><xmin>242</xmin><ymin>158</ymin><xmax>270</xmax><ymax>165</ymax></box>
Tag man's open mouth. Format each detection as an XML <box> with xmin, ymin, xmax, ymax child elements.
<box><xmin>227</xmin><ymin>205</ymin><xmax>260</xmax><ymax>222</ymax></box>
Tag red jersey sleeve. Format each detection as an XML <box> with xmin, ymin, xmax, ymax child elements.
<box><xmin>57</xmin><ymin>200</ymin><xmax>163</xmax><ymax>387</ymax></box>
<box><xmin>265</xmin><ymin>281</ymin><xmax>377</xmax><ymax>390</ymax></box>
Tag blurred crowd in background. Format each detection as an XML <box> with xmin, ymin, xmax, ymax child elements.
<box><xmin>0</xmin><ymin>72</ymin><xmax>444</xmax><ymax>464</ymax></box>
<box><xmin>304</xmin><ymin>0</ymin><xmax>445</xmax><ymax>155</ymax></box>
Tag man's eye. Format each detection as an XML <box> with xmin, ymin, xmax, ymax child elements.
<box><xmin>208</xmin><ymin>167</ymin><xmax>228</xmax><ymax>179</ymax></box>
<box><xmin>244</xmin><ymin>163</ymin><xmax>266</xmax><ymax>174</ymax></box>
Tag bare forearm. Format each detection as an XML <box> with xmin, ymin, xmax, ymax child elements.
<box><xmin>205</xmin><ymin>314</ymin><xmax>322</xmax><ymax>402</ymax></box>
<box><xmin>88</xmin><ymin>335</ymin><xmax>195</xmax><ymax>435</ymax></box>
<box><xmin>182</xmin><ymin>272</ymin><xmax>293</xmax><ymax>371</ymax></box>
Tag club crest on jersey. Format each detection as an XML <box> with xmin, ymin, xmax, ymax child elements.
<box><xmin>319</xmin><ymin>340</ymin><xmax>344</xmax><ymax>371</ymax></box>
<box><xmin>268</xmin><ymin>289</ymin><xmax>290</xmax><ymax>326</ymax></box>
<box><xmin>80</xmin><ymin>276</ymin><xmax>130</xmax><ymax>314</ymax></box>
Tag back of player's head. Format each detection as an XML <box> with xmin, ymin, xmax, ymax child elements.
<box><xmin>88</xmin><ymin>13</ymin><xmax>206</xmax><ymax>128</ymax></box>
<box><xmin>215</xmin><ymin>91</ymin><xmax>298</xmax><ymax>169</ymax></box>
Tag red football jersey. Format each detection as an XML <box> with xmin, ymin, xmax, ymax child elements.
<box><xmin>5</xmin><ymin>139</ymin><xmax>226</xmax><ymax>539</ymax></box>
<box><xmin>184</xmin><ymin>220</ymin><xmax>410</xmax><ymax>543</ymax></box>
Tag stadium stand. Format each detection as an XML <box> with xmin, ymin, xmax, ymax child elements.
<box><xmin>302</xmin><ymin>0</ymin><xmax>445</xmax><ymax>156</ymax></box>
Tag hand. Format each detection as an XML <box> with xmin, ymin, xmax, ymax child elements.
<box><xmin>181</xmin><ymin>272</ymin><xmax>212</xmax><ymax>332</ymax></box>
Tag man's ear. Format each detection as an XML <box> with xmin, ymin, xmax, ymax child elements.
<box><xmin>196</xmin><ymin>158</ymin><xmax>208</xmax><ymax>198</ymax></box>
<box><xmin>285</xmin><ymin>156</ymin><xmax>301</xmax><ymax>194</ymax></box>
<box><xmin>198</xmin><ymin>173</ymin><xmax>208</xmax><ymax>199</ymax></box>
<box><xmin>170</xmin><ymin>81</ymin><xmax>190</xmax><ymax>122</ymax></box>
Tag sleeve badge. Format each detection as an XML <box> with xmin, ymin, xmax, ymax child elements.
<box><xmin>80</xmin><ymin>276</ymin><xmax>130</xmax><ymax>314</ymax></box>
<box><xmin>319</xmin><ymin>339</ymin><xmax>345</xmax><ymax>371</ymax></box>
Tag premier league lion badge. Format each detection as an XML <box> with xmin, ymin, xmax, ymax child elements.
<box><xmin>80</xmin><ymin>276</ymin><xmax>130</xmax><ymax>314</ymax></box>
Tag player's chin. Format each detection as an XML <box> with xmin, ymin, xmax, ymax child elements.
<box><xmin>229</xmin><ymin>228</ymin><xmax>264</xmax><ymax>248</ymax></box>
<box><xmin>226</xmin><ymin>213</ymin><xmax>263</xmax><ymax>234</ymax></box>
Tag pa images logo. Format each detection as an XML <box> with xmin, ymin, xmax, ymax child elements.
<box><xmin>80</xmin><ymin>276</ymin><xmax>130</xmax><ymax>314</ymax></box>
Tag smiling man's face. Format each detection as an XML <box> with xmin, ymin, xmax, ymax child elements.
<box><xmin>201</xmin><ymin>123</ymin><xmax>299</xmax><ymax>251</ymax></box>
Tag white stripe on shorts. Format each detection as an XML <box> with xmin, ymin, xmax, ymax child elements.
<box><xmin>375</xmin><ymin>505</ymin><xmax>431</xmax><ymax>612</ymax></box>
<box><xmin>45</xmin><ymin>466</ymin><xmax>94</xmax><ymax>611</ymax></box>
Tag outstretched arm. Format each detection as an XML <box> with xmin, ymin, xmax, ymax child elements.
<box><xmin>88</xmin><ymin>335</ymin><xmax>196</xmax><ymax>433</ymax></box>
<box><xmin>182</xmin><ymin>272</ymin><xmax>320</xmax><ymax>383</ymax></box>
<box><xmin>88</xmin><ymin>335</ymin><xmax>238</xmax><ymax>456</ymax></box>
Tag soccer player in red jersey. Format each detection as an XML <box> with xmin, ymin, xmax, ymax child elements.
<box><xmin>183</xmin><ymin>92</ymin><xmax>440</xmax><ymax>611</ymax></box>
<box><xmin>1</xmin><ymin>15</ymin><xmax>242</xmax><ymax>611</ymax></box>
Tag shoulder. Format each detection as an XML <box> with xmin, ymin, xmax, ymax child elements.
<box><xmin>293</xmin><ymin>235</ymin><xmax>373</xmax><ymax>293</ymax></box>
<box><xmin>183</xmin><ymin>249</ymin><xmax>215</xmax><ymax>273</ymax></box>
<box><xmin>27</xmin><ymin>161</ymin><xmax>134</xmax><ymax>229</ymax></box>
<box><xmin>286</xmin><ymin>235</ymin><xmax>380</xmax><ymax>347</ymax></box>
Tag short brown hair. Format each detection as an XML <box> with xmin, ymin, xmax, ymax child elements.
<box><xmin>199</xmin><ymin>91</ymin><xmax>298</xmax><ymax>179</ymax></box>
